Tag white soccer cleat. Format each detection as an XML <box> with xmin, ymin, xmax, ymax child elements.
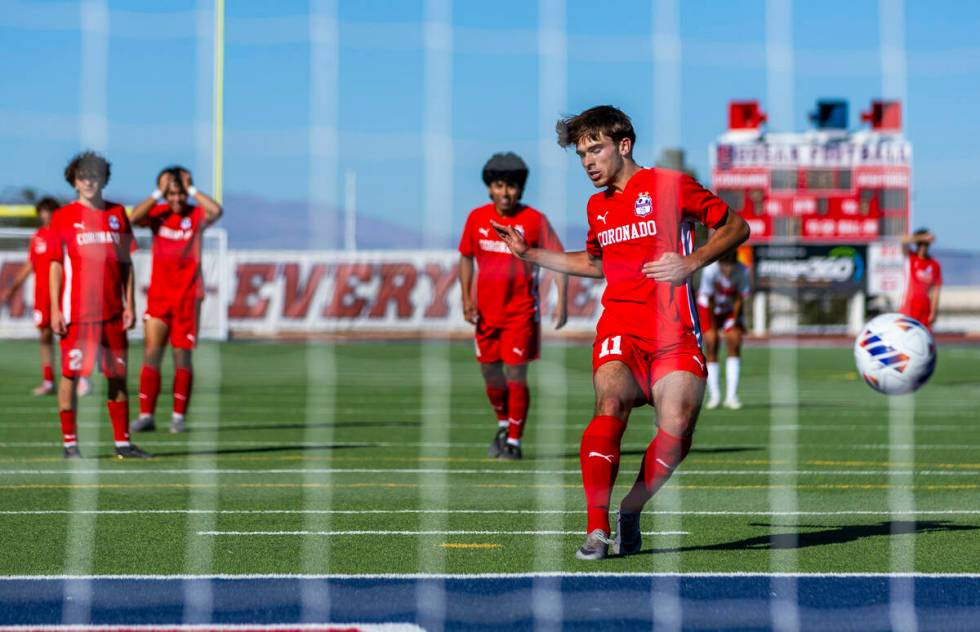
<box><xmin>723</xmin><ymin>397</ymin><xmax>743</xmax><ymax>410</ymax></box>
<box><xmin>575</xmin><ymin>529</ymin><xmax>612</xmax><ymax>561</ymax></box>
<box><xmin>32</xmin><ymin>382</ymin><xmax>55</xmax><ymax>396</ymax></box>
<box><xmin>705</xmin><ymin>395</ymin><xmax>721</xmax><ymax>409</ymax></box>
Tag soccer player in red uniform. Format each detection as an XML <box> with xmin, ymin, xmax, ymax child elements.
<box><xmin>900</xmin><ymin>228</ymin><xmax>942</xmax><ymax>330</ymax></box>
<box><xmin>48</xmin><ymin>151</ymin><xmax>151</xmax><ymax>459</ymax></box>
<box><xmin>697</xmin><ymin>250</ymin><xmax>752</xmax><ymax>409</ymax></box>
<box><xmin>1</xmin><ymin>197</ymin><xmax>61</xmax><ymax>395</ymax></box>
<box><xmin>493</xmin><ymin>106</ymin><xmax>749</xmax><ymax>559</ymax></box>
<box><xmin>459</xmin><ymin>153</ymin><xmax>568</xmax><ymax>460</ymax></box>
<box><xmin>129</xmin><ymin>166</ymin><xmax>223</xmax><ymax>434</ymax></box>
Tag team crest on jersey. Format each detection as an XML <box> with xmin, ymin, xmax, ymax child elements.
<box><xmin>108</xmin><ymin>215</ymin><xmax>120</xmax><ymax>230</ymax></box>
<box><xmin>634</xmin><ymin>192</ymin><xmax>652</xmax><ymax>217</ymax></box>
<box><xmin>180</xmin><ymin>217</ymin><xmax>192</xmax><ymax>230</ymax></box>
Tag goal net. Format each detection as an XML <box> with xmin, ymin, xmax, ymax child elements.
<box><xmin>0</xmin><ymin>226</ymin><xmax>229</xmax><ymax>340</ymax></box>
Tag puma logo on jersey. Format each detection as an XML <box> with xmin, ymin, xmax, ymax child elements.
<box><xmin>478</xmin><ymin>227</ymin><xmax>490</xmax><ymax>237</ymax></box>
<box><xmin>588</xmin><ymin>451</ymin><xmax>615</xmax><ymax>463</ymax></box>
<box><xmin>596</xmin><ymin>212</ymin><xmax>609</xmax><ymax>224</ymax></box>
<box><xmin>511</xmin><ymin>347</ymin><xmax>525</xmax><ymax>357</ymax></box>
<box><xmin>73</xmin><ymin>222</ymin><xmax>85</xmax><ymax>230</ymax></box>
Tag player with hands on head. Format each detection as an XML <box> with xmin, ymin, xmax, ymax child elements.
<box><xmin>696</xmin><ymin>250</ymin><xmax>751</xmax><ymax>410</ymax></box>
<box><xmin>459</xmin><ymin>152</ymin><xmax>568</xmax><ymax>460</ymax></box>
<box><xmin>900</xmin><ymin>228</ymin><xmax>942</xmax><ymax>331</ymax></box>
<box><xmin>48</xmin><ymin>151</ymin><xmax>150</xmax><ymax>459</ymax></box>
<box><xmin>493</xmin><ymin>105</ymin><xmax>749</xmax><ymax>559</ymax></box>
<box><xmin>129</xmin><ymin>166</ymin><xmax>223</xmax><ymax>434</ymax></box>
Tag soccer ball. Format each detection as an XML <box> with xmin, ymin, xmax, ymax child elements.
<box><xmin>854</xmin><ymin>313</ymin><xmax>936</xmax><ymax>395</ymax></box>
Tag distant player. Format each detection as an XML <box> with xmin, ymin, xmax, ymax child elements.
<box><xmin>493</xmin><ymin>106</ymin><xmax>749</xmax><ymax>558</ymax></box>
<box><xmin>1</xmin><ymin>197</ymin><xmax>62</xmax><ymax>395</ymax></box>
<box><xmin>697</xmin><ymin>250</ymin><xmax>751</xmax><ymax>410</ymax></box>
<box><xmin>900</xmin><ymin>228</ymin><xmax>942</xmax><ymax>331</ymax></box>
<box><xmin>130</xmin><ymin>166</ymin><xmax>223</xmax><ymax>434</ymax></box>
<box><xmin>48</xmin><ymin>151</ymin><xmax>150</xmax><ymax>458</ymax></box>
<box><xmin>459</xmin><ymin>152</ymin><xmax>568</xmax><ymax>460</ymax></box>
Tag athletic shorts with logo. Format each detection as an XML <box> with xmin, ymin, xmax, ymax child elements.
<box><xmin>61</xmin><ymin>317</ymin><xmax>128</xmax><ymax>379</ymax></box>
<box><xmin>145</xmin><ymin>293</ymin><xmax>200</xmax><ymax>349</ymax></box>
<box><xmin>474</xmin><ymin>317</ymin><xmax>540</xmax><ymax>365</ymax></box>
<box><xmin>697</xmin><ymin>306</ymin><xmax>745</xmax><ymax>332</ymax></box>
<box><xmin>592</xmin><ymin>332</ymin><xmax>706</xmax><ymax>404</ymax></box>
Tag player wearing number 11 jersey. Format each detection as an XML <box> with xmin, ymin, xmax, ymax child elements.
<box><xmin>492</xmin><ymin>106</ymin><xmax>749</xmax><ymax>559</ymax></box>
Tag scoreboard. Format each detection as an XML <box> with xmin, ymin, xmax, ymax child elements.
<box><xmin>711</xmin><ymin>100</ymin><xmax>910</xmax><ymax>243</ymax></box>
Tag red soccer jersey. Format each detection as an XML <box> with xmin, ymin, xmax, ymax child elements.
<box><xmin>29</xmin><ymin>226</ymin><xmax>56</xmax><ymax>311</ymax></box>
<box><xmin>48</xmin><ymin>201</ymin><xmax>136</xmax><ymax>324</ymax></box>
<box><xmin>144</xmin><ymin>204</ymin><xmax>206</xmax><ymax>301</ymax></box>
<box><xmin>901</xmin><ymin>252</ymin><xmax>942</xmax><ymax>317</ymax></box>
<box><xmin>585</xmin><ymin>168</ymin><xmax>729</xmax><ymax>347</ymax></box>
<box><xmin>458</xmin><ymin>204</ymin><xmax>564</xmax><ymax>328</ymax></box>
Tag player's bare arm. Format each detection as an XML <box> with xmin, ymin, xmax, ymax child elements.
<box><xmin>122</xmin><ymin>262</ymin><xmax>136</xmax><ymax>330</ymax></box>
<box><xmin>554</xmin><ymin>272</ymin><xmax>569</xmax><ymax>330</ymax></box>
<box><xmin>728</xmin><ymin>294</ymin><xmax>743</xmax><ymax>331</ymax></box>
<box><xmin>131</xmin><ymin>171</ymin><xmax>176</xmax><ymax>227</ymax></box>
<box><xmin>928</xmin><ymin>285</ymin><xmax>940</xmax><ymax>325</ymax></box>
<box><xmin>458</xmin><ymin>254</ymin><xmax>478</xmax><ymax>325</ymax></box>
<box><xmin>182</xmin><ymin>170</ymin><xmax>223</xmax><ymax>226</ymax></box>
<box><xmin>643</xmin><ymin>210</ymin><xmax>750</xmax><ymax>285</ymax></box>
<box><xmin>490</xmin><ymin>220</ymin><xmax>604</xmax><ymax>279</ymax></box>
<box><xmin>49</xmin><ymin>260</ymin><xmax>65</xmax><ymax>336</ymax></box>
<box><xmin>0</xmin><ymin>261</ymin><xmax>32</xmax><ymax>304</ymax></box>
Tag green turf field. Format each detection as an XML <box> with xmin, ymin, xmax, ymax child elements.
<box><xmin>0</xmin><ymin>339</ymin><xmax>977</xmax><ymax>576</ymax></box>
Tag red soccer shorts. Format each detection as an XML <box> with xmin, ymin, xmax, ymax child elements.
<box><xmin>592</xmin><ymin>333</ymin><xmax>707</xmax><ymax>404</ymax></box>
<box><xmin>900</xmin><ymin>301</ymin><xmax>932</xmax><ymax>331</ymax></box>
<box><xmin>61</xmin><ymin>317</ymin><xmax>128</xmax><ymax>379</ymax></box>
<box><xmin>145</xmin><ymin>294</ymin><xmax>201</xmax><ymax>349</ymax></box>
<box><xmin>474</xmin><ymin>318</ymin><xmax>540</xmax><ymax>365</ymax></box>
<box><xmin>33</xmin><ymin>306</ymin><xmax>51</xmax><ymax>330</ymax></box>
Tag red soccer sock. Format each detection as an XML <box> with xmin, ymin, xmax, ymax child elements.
<box><xmin>42</xmin><ymin>364</ymin><xmax>54</xmax><ymax>383</ymax></box>
<box><xmin>485</xmin><ymin>385</ymin><xmax>509</xmax><ymax>424</ymax></box>
<box><xmin>59</xmin><ymin>410</ymin><xmax>77</xmax><ymax>447</ymax></box>
<box><xmin>139</xmin><ymin>365</ymin><xmax>161</xmax><ymax>417</ymax></box>
<box><xmin>580</xmin><ymin>415</ymin><xmax>627</xmax><ymax>534</ymax></box>
<box><xmin>106</xmin><ymin>400</ymin><xmax>130</xmax><ymax>445</ymax></box>
<box><xmin>620</xmin><ymin>429</ymin><xmax>693</xmax><ymax>513</ymax></box>
<box><xmin>506</xmin><ymin>380</ymin><xmax>530</xmax><ymax>443</ymax></box>
<box><xmin>173</xmin><ymin>368</ymin><xmax>193</xmax><ymax>416</ymax></box>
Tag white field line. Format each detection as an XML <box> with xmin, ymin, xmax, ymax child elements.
<box><xmin>0</xmin><ymin>509</ymin><xmax>978</xmax><ymax>516</ymax></box>
<box><xmin>0</xmin><ymin>468</ymin><xmax>974</xmax><ymax>476</ymax></box>
<box><xmin>0</xmin><ymin>440</ymin><xmax>975</xmax><ymax>450</ymax></box>
<box><xmin>196</xmin><ymin>530</ymin><xmax>689</xmax><ymax>536</ymax></box>
<box><xmin>0</xmin><ymin>572</ymin><xmax>977</xmax><ymax>580</ymax></box>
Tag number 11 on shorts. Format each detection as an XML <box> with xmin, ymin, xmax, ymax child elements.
<box><xmin>599</xmin><ymin>335</ymin><xmax>622</xmax><ymax>358</ymax></box>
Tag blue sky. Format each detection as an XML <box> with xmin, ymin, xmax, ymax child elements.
<box><xmin>1</xmin><ymin>0</ymin><xmax>978</xmax><ymax>249</ymax></box>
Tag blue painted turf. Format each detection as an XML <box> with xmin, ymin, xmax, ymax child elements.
<box><xmin>1</xmin><ymin>575</ymin><xmax>979</xmax><ymax>630</ymax></box>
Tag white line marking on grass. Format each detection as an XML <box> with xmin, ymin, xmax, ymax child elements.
<box><xmin>0</xmin><ymin>467</ymin><xmax>976</xmax><ymax>476</ymax></box>
<box><xmin>196</xmin><ymin>530</ymin><xmax>689</xmax><ymax>537</ymax></box>
<box><xmin>0</xmin><ymin>509</ymin><xmax>979</xmax><ymax>516</ymax></box>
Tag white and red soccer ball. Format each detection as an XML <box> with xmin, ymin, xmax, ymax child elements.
<box><xmin>854</xmin><ymin>313</ymin><xmax>937</xmax><ymax>395</ymax></box>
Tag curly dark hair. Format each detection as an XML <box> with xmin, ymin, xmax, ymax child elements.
<box><xmin>556</xmin><ymin>105</ymin><xmax>636</xmax><ymax>150</ymax></box>
<box><xmin>481</xmin><ymin>152</ymin><xmax>528</xmax><ymax>188</ymax></box>
<box><xmin>34</xmin><ymin>197</ymin><xmax>61</xmax><ymax>215</ymax></box>
<box><xmin>156</xmin><ymin>164</ymin><xmax>189</xmax><ymax>190</ymax></box>
<box><xmin>64</xmin><ymin>151</ymin><xmax>111</xmax><ymax>186</ymax></box>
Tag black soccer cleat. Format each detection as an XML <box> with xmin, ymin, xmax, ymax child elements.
<box><xmin>63</xmin><ymin>446</ymin><xmax>82</xmax><ymax>459</ymax></box>
<box><xmin>498</xmin><ymin>442</ymin><xmax>523</xmax><ymax>461</ymax></box>
<box><xmin>114</xmin><ymin>444</ymin><xmax>154</xmax><ymax>459</ymax></box>
<box><xmin>487</xmin><ymin>427</ymin><xmax>508</xmax><ymax>458</ymax></box>
<box><xmin>614</xmin><ymin>509</ymin><xmax>642</xmax><ymax>556</ymax></box>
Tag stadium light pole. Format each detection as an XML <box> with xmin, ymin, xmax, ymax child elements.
<box><xmin>212</xmin><ymin>0</ymin><xmax>225</xmax><ymax>204</ymax></box>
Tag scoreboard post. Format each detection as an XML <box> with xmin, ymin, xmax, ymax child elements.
<box><xmin>711</xmin><ymin>99</ymin><xmax>911</xmax><ymax>335</ymax></box>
